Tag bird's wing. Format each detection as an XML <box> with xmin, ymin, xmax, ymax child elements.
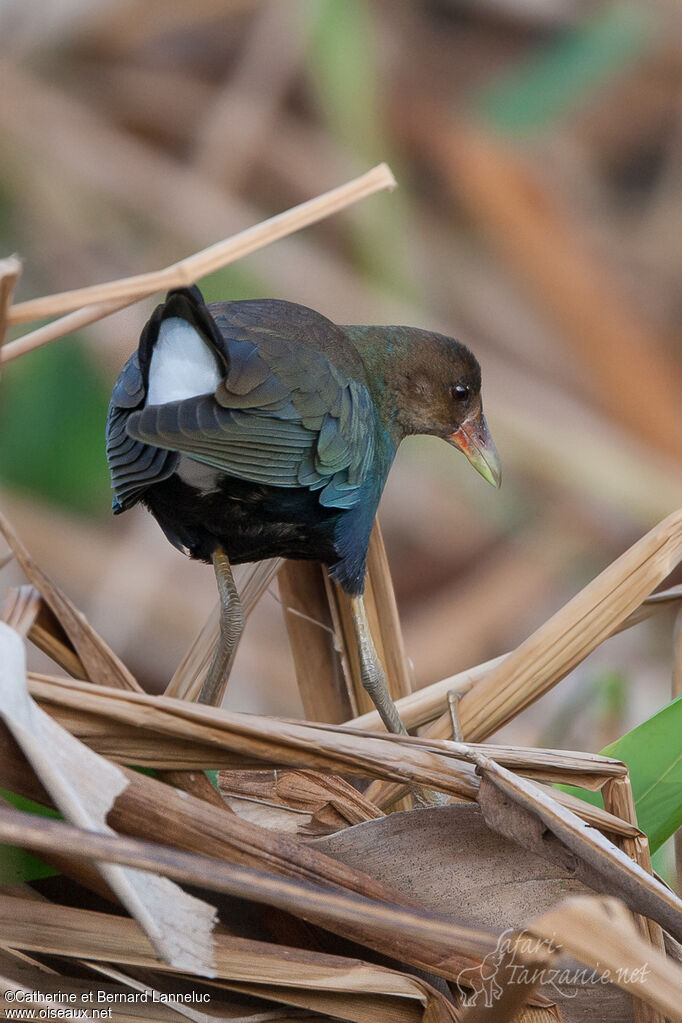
<box><xmin>125</xmin><ymin>332</ymin><xmax>376</xmax><ymax>510</ymax></box>
<box><xmin>106</xmin><ymin>352</ymin><xmax>178</xmax><ymax>511</ymax></box>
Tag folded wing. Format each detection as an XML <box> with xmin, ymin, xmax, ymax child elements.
<box><xmin>121</xmin><ymin>327</ymin><xmax>376</xmax><ymax>511</ymax></box>
<box><xmin>106</xmin><ymin>353</ymin><xmax>179</xmax><ymax>512</ymax></box>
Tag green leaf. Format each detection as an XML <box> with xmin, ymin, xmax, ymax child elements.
<box><xmin>604</xmin><ymin>695</ymin><xmax>682</xmax><ymax>852</ymax></box>
<box><xmin>560</xmin><ymin>695</ymin><xmax>682</xmax><ymax>853</ymax></box>
<box><xmin>0</xmin><ymin>790</ymin><xmax>61</xmax><ymax>884</ymax></box>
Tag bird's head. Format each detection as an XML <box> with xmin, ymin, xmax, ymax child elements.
<box><xmin>348</xmin><ymin>325</ymin><xmax>501</xmax><ymax>488</ymax></box>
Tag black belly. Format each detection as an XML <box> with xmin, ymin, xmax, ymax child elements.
<box><xmin>142</xmin><ymin>472</ymin><xmax>342</xmax><ymax>568</ymax></box>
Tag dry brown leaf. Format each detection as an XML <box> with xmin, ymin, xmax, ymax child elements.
<box><xmin>27</xmin><ymin>674</ymin><xmax>642</xmax><ymax>842</ymax></box>
<box><xmin>300</xmin><ymin>725</ymin><xmax>627</xmax><ymax>790</ymax></box>
<box><xmin>30</xmin><ymin>673</ymin><xmax>630</xmax><ymax>792</ymax></box>
<box><xmin>0</xmin><ymin>801</ymin><xmax>499</xmax><ymax>983</ymax></box>
<box><xmin>473</xmin><ymin>753</ymin><xmax>682</xmax><ymax>943</ymax></box>
<box><xmin>28</xmin><ymin>673</ymin><xmax>481</xmax><ymax>797</ymax></box>
<box><xmin>314</xmin><ymin>803</ymin><xmax>631</xmax><ymax>1022</ymax></box>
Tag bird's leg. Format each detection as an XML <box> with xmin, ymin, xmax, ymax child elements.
<box><xmin>349</xmin><ymin>595</ymin><xmax>447</xmax><ymax>808</ymax></box>
<box><xmin>197</xmin><ymin>548</ymin><xmax>244</xmax><ymax>707</ymax></box>
<box><xmin>349</xmin><ymin>594</ymin><xmax>407</xmax><ymax>736</ymax></box>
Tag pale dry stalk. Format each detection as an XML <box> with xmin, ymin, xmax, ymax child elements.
<box><xmin>2</xmin><ymin>163</ymin><xmax>396</xmax><ymax>364</ymax></box>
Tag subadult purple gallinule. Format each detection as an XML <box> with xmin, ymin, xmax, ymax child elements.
<box><xmin>106</xmin><ymin>286</ymin><xmax>500</xmax><ymax>731</ymax></box>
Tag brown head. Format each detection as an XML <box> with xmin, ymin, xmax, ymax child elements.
<box><xmin>344</xmin><ymin>324</ymin><xmax>501</xmax><ymax>488</ymax></box>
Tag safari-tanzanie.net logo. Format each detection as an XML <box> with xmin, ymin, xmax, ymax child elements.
<box><xmin>455</xmin><ymin>928</ymin><xmax>650</xmax><ymax>1007</ymax></box>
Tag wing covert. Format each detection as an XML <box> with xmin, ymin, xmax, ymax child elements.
<box><xmin>125</xmin><ymin>331</ymin><xmax>376</xmax><ymax>510</ymax></box>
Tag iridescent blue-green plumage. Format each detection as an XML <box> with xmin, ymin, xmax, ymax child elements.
<box><xmin>106</xmin><ymin>286</ymin><xmax>491</xmax><ymax>595</ymax></box>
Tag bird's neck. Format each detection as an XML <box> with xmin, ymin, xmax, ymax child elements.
<box><xmin>343</xmin><ymin>325</ymin><xmax>421</xmax><ymax>446</ymax></box>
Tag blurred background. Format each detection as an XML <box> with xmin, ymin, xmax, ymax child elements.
<box><xmin>0</xmin><ymin>0</ymin><xmax>681</xmax><ymax>779</ymax></box>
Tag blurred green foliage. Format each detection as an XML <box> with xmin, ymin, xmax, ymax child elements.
<box><xmin>306</xmin><ymin>0</ymin><xmax>380</xmax><ymax>159</ymax></box>
<box><xmin>305</xmin><ymin>0</ymin><xmax>414</xmax><ymax>296</ymax></box>
<box><xmin>541</xmin><ymin>668</ymin><xmax>628</xmax><ymax>751</ymax></box>
<box><xmin>0</xmin><ymin>336</ymin><xmax>111</xmax><ymax>515</ymax></box>
<box><xmin>198</xmin><ymin>263</ymin><xmax>262</xmax><ymax>304</ymax></box>
<box><xmin>474</xmin><ymin>3</ymin><xmax>655</xmax><ymax>136</ymax></box>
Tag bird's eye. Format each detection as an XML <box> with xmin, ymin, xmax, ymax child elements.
<box><xmin>451</xmin><ymin>384</ymin><xmax>469</xmax><ymax>401</ymax></box>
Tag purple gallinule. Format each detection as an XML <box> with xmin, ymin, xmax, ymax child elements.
<box><xmin>106</xmin><ymin>286</ymin><xmax>500</xmax><ymax>732</ymax></box>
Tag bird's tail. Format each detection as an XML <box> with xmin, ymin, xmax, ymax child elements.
<box><xmin>136</xmin><ymin>285</ymin><xmax>228</xmax><ymax>377</ymax></box>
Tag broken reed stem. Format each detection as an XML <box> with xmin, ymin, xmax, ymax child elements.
<box><xmin>2</xmin><ymin>298</ymin><xmax>131</xmax><ymax>364</ymax></box>
<box><xmin>601</xmin><ymin>783</ymin><xmax>667</xmax><ymax>1023</ymax></box>
<box><xmin>1</xmin><ymin>162</ymin><xmax>396</xmax><ymax>366</ymax></box>
<box><xmin>602</xmin><ymin>778</ymin><xmax>664</xmax><ymax>942</ymax></box>
<box><xmin>278</xmin><ymin>561</ymin><xmax>353</xmax><ymax>723</ymax></box>
<box><xmin>360</xmin><ymin>513</ymin><xmax>682</xmax><ymax>802</ymax></box>
<box><xmin>602</xmin><ymin>777</ymin><xmax>667</xmax><ymax>1023</ymax></box>
<box><xmin>0</xmin><ymin>255</ymin><xmax>21</xmax><ymax>348</ymax></box>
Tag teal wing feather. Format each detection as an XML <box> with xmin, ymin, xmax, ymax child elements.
<box><xmin>125</xmin><ymin>332</ymin><xmax>376</xmax><ymax>510</ymax></box>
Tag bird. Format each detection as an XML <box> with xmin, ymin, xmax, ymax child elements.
<box><xmin>106</xmin><ymin>285</ymin><xmax>500</xmax><ymax>734</ymax></box>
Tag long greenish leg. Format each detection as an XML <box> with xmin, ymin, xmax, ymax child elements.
<box><xmin>197</xmin><ymin>548</ymin><xmax>244</xmax><ymax>707</ymax></box>
<box><xmin>349</xmin><ymin>594</ymin><xmax>447</xmax><ymax>808</ymax></box>
<box><xmin>349</xmin><ymin>594</ymin><xmax>407</xmax><ymax>736</ymax></box>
